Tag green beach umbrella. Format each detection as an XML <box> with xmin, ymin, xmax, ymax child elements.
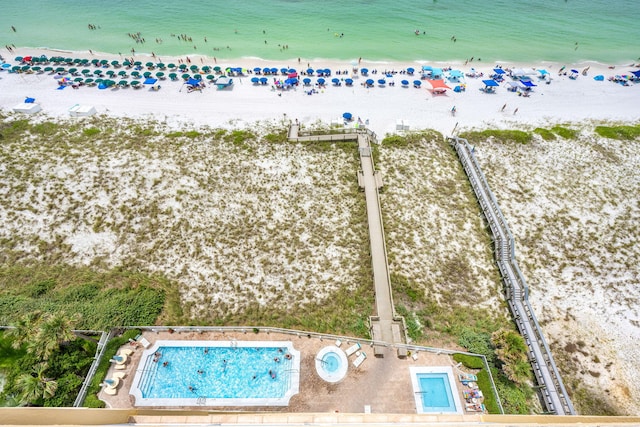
<box><xmin>143</xmin><ymin>71</ymin><xmax>152</xmax><ymax>78</ymax></box>
<box><xmin>74</xmin><ymin>77</ymin><xmax>84</xmax><ymax>82</ymax></box>
<box><xmin>206</xmin><ymin>74</ymin><xmax>215</xmax><ymax>80</ymax></box>
<box><xmin>84</xmin><ymin>78</ymin><xmax>94</xmax><ymax>84</ymax></box>
<box><xmin>82</xmin><ymin>69</ymin><xmax>91</xmax><ymax>75</ymax></box>
<box><xmin>55</xmin><ymin>67</ymin><xmax>66</xmax><ymax>73</ymax></box>
<box><xmin>193</xmin><ymin>74</ymin><xmax>202</xmax><ymax>80</ymax></box>
<box><xmin>157</xmin><ymin>63</ymin><xmax>165</xmax><ymax>69</ymax></box>
<box><xmin>44</xmin><ymin>66</ymin><xmax>53</xmax><ymax>72</ymax></box>
<box><xmin>190</xmin><ymin>65</ymin><xmax>199</xmax><ymax>71</ymax></box>
<box><xmin>167</xmin><ymin>63</ymin><xmax>176</xmax><ymax>69</ymax></box>
<box><xmin>155</xmin><ymin>72</ymin><xmax>165</xmax><ymax>78</ymax></box>
<box><xmin>134</xmin><ymin>61</ymin><xmax>142</xmax><ymax>66</ymax></box>
<box><xmin>80</xmin><ymin>59</ymin><xmax>89</xmax><ymax>64</ymax></box>
<box><xmin>111</xmin><ymin>60</ymin><xmax>120</xmax><ymax>67</ymax></box>
<box><xmin>21</xmin><ymin>65</ymin><xmax>31</xmax><ymax>72</ymax></box>
<box><xmin>118</xmin><ymin>70</ymin><xmax>127</xmax><ymax>76</ymax></box>
<box><xmin>123</xmin><ymin>60</ymin><xmax>131</xmax><ymax>67</ymax></box>
<box><xmin>14</xmin><ymin>56</ymin><xmax>23</xmax><ymax>62</ymax></box>
<box><xmin>11</xmin><ymin>66</ymin><xmax>21</xmax><ymax>72</ymax></box>
<box><xmin>145</xmin><ymin>62</ymin><xmax>154</xmax><ymax>68</ymax></box>
<box><xmin>131</xmin><ymin>71</ymin><xmax>140</xmax><ymax>78</ymax></box>
<box><xmin>168</xmin><ymin>72</ymin><xmax>177</xmax><ymax>80</ymax></box>
<box><xmin>213</xmin><ymin>66</ymin><xmax>221</xmax><ymax>72</ymax></box>
<box><xmin>106</xmin><ymin>70</ymin><xmax>115</xmax><ymax>76</ymax></box>
<box><xmin>64</xmin><ymin>57</ymin><xmax>73</xmax><ymax>64</ymax></box>
<box><xmin>100</xmin><ymin>60</ymin><xmax>109</xmax><ymax>66</ymax></box>
<box><xmin>68</xmin><ymin>67</ymin><xmax>78</xmax><ymax>74</ymax></box>
<box><xmin>118</xmin><ymin>80</ymin><xmax>129</xmax><ymax>86</ymax></box>
<box><xmin>202</xmin><ymin>66</ymin><xmax>211</xmax><ymax>73</ymax></box>
<box><xmin>73</xmin><ymin>58</ymin><xmax>82</xmax><ymax>64</ymax></box>
<box><xmin>31</xmin><ymin>66</ymin><xmax>42</xmax><ymax>72</ymax></box>
<box><xmin>91</xmin><ymin>59</ymin><xmax>99</xmax><ymax>65</ymax></box>
<box><xmin>94</xmin><ymin>69</ymin><xmax>103</xmax><ymax>75</ymax></box>
<box><xmin>182</xmin><ymin>73</ymin><xmax>190</xmax><ymax>80</ymax></box>
<box><xmin>94</xmin><ymin>78</ymin><xmax>103</xmax><ymax>83</ymax></box>
<box><xmin>178</xmin><ymin>64</ymin><xmax>187</xmax><ymax>70</ymax></box>
<box><xmin>130</xmin><ymin>80</ymin><xmax>141</xmax><ymax>87</ymax></box>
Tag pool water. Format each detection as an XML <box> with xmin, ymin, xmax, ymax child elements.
<box><xmin>130</xmin><ymin>340</ymin><xmax>300</xmax><ymax>406</ymax></box>
<box><xmin>322</xmin><ymin>353</ymin><xmax>340</xmax><ymax>373</ymax></box>
<box><xmin>418</xmin><ymin>374</ymin><xmax>453</xmax><ymax>409</ymax></box>
<box><xmin>410</xmin><ymin>367</ymin><xmax>462</xmax><ymax>414</ymax></box>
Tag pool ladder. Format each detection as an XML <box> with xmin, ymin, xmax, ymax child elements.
<box><xmin>196</xmin><ymin>396</ymin><xmax>207</xmax><ymax>405</ymax></box>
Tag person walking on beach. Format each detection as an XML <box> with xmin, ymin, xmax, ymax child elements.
<box><xmin>513</xmin><ymin>107</ymin><xmax>519</xmax><ymax>115</ymax></box>
<box><xmin>501</xmin><ymin>103</ymin><xmax>507</xmax><ymax>112</ymax></box>
<box><xmin>451</xmin><ymin>106</ymin><xmax>456</xmax><ymax>116</ymax></box>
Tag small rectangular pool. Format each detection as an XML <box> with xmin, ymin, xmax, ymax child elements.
<box><xmin>410</xmin><ymin>367</ymin><xmax>462</xmax><ymax>414</ymax></box>
<box><xmin>130</xmin><ymin>340</ymin><xmax>300</xmax><ymax>407</ymax></box>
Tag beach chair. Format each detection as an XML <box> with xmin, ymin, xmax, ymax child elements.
<box><xmin>335</xmin><ymin>339</ymin><xmax>342</xmax><ymax>347</ymax></box>
<box><xmin>353</xmin><ymin>351</ymin><xmax>367</xmax><ymax>368</ymax></box>
<box><xmin>345</xmin><ymin>342</ymin><xmax>361</xmax><ymax>357</ymax></box>
<box><xmin>119</xmin><ymin>348</ymin><xmax>133</xmax><ymax>356</ymax></box>
<box><xmin>112</xmin><ymin>372</ymin><xmax>126</xmax><ymax>380</ymax></box>
<box><xmin>458</xmin><ymin>373</ymin><xmax>478</xmax><ymax>384</ymax></box>
<box><xmin>104</xmin><ymin>387</ymin><xmax>117</xmax><ymax>396</ymax></box>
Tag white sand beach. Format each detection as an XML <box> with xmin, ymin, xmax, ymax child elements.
<box><xmin>1</xmin><ymin>48</ymin><xmax>639</xmax><ymax>136</ymax></box>
<box><xmin>1</xmin><ymin>48</ymin><xmax>640</xmax><ymax>415</ymax></box>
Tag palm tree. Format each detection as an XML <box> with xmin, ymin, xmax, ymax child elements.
<box><xmin>6</xmin><ymin>311</ymin><xmax>43</xmax><ymax>350</ymax></box>
<box><xmin>15</xmin><ymin>362</ymin><xmax>58</xmax><ymax>405</ymax></box>
<box><xmin>31</xmin><ymin>312</ymin><xmax>80</xmax><ymax>361</ymax></box>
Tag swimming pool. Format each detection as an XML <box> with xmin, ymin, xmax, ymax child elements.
<box><xmin>315</xmin><ymin>346</ymin><xmax>348</xmax><ymax>383</ymax></box>
<box><xmin>410</xmin><ymin>367</ymin><xmax>462</xmax><ymax>414</ymax></box>
<box><xmin>130</xmin><ymin>340</ymin><xmax>300</xmax><ymax>406</ymax></box>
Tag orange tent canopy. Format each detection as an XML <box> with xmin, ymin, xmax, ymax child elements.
<box><xmin>427</xmin><ymin>79</ymin><xmax>451</xmax><ymax>90</ymax></box>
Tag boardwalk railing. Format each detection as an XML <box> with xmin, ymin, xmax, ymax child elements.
<box><xmin>73</xmin><ymin>330</ymin><xmax>111</xmax><ymax>407</ymax></box>
<box><xmin>448</xmin><ymin>136</ymin><xmax>575</xmax><ymax>415</ymax></box>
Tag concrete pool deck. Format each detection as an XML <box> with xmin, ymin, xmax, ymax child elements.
<box><xmin>98</xmin><ymin>329</ymin><xmax>475</xmax><ymax>414</ymax></box>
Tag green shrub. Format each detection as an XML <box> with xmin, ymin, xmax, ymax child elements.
<box><xmin>551</xmin><ymin>126</ymin><xmax>577</xmax><ymax>139</ymax></box>
<box><xmin>460</xmin><ymin>129</ymin><xmax>532</xmax><ymax>145</ymax></box>
<box><xmin>594</xmin><ymin>124</ymin><xmax>640</xmax><ymax>140</ymax></box>
<box><xmin>83</xmin><ymin>128</ymin><xmax>100</xmax><ymax>137</ymax></box>
<box><xmin>533</xmin><ymin>128</ymin><xmax>556</xmax><ymax>141</ymax></box>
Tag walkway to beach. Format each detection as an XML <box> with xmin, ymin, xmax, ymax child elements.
<box><xmin>288</xmin><ymin>125</ymin><xmax>405</xmax><ymax>351</ymax></box>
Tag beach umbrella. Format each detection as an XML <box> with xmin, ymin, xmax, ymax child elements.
<box><xmin>190</xmin><ymin>65</ymin><xmax>199</xmax><ymax>71</ymax></box>
<box><xmin>406</xmin><ymin>67</ymin><xmax>415</xmax><ymax>75</ymax></box>
<box><xmin>106</xmin><ymin>70</ymin><xmax>115</xmax><ymax>77</ymax></box>
<box><xmin>306</xmin><ymin>68</ymin><xmax>314</xmax><ymax>75</ymax></box>
<box><xmin>80</xmin><ymin>59</ymin><xmax>89</xmax><ymax>64</ymax></box>
<box><xmin>100</xmin><ymin>60</ymin><xmax>109</xmax><ymax>66</ymax></box>
<box><xmin>193</xmin><ymin>74</ymin><xmax>202</xmax><ymax>80</ymax></box>
<box><xmin>317</xmin><ymin>78</ymin><xmax>326</xmax><ymax>85</ymax></box>
<box><xmin>570</xmin><ymin>69</ymin><xmax>579</xmax><ymax>74</ymax></box>
<box><xmin>130</xmin><ymin>80</ymin><xmax>140</xmax><ymax>86</ymax></box>
<box><xmin>482</xmin><ymin>79</ymin><xmax>499</xmax><ymax>87</ymax></box>
<box><xmin>167</xmin><ymin>63</ymin><xmax>176</xmax><ymax>69</ymax></box>
<box><xmin>118</xmin><ymin>80</ymin><xmax>129</xmax><ymax>86</ymax></box>
<box><xmin>253</xmin><ymin>67</ymin><xmax>262</xmax><ymax>74</ymax></box>
<box><xmin>93</xmin><ymin>69</ymin><xmax>103</xmax><ymax>76</ymax></box>
<box><xmin>260</xmin><ymin>77</ymin><xmax>268</xmax><ymax>85</ymax></box>
<box><xmin>131</xmin><ymin>71</ymin><xmax>141</xmax><ymax>78</ymax></box>
<box><xmin>55</xmin><ymin>67</ymin><xmax>66</xmax><ymax>73</ymax></box>
<box><xmin>118</xmin><ymin>70</ymin><xmax>127</xmax><ymax>76</ymax></box>
<box><xmin>182</xmin><ymin>73</ymin><xmax>191</xmax><ymax>80</ymax></box>
<box><xmin>206</xmin><ymin>74</ymin><xmax>215</xmax><ymax>80</ymax></box>
<box><xmin>331</xmin><ymin>78</ymin><xmax>341</xmax><ymax>85</ymax></box>
<box><xmin>521</xmin><ymin>80</ymin><xmax>536</xmax><ymax>88</ymax></box>
<box><xmin>134</xmin><ymin>61</ymin><xmax>142</xmax><ymax>66</ymax></box>
<box><xmin>366</xmin><ymin>79</ymin><xmax>374</xmax><ymax>86</ymax></box>
<box><xmin>157</xmin><ymin>63</ymin><xmax>166</xmax><ymax>69</ymax></box>
<box><xmin>84</xmin><ymin>78</ymin><xmax>94</xmax><ymax>84</ymax></box>
<box><xmin>401</xmin><ymin>80</ymin><xmax>409</xmax><ymax>87</ymax></box>
<box><xmin>179</xmin><ymin>64</ymin><xmax>187</xmax><ymax>70</ymax></box>
<box><xmin>262</xmin><ymin>67</ymin><xmax>270</xmax><ymax>74</ymax></box>
<box><xmin>82</xmin><ymin>69</ymin><xmax>91</xmax><ymax>75</ymax></box>
<box><xmin>90</xmin><ymin>59</ymin><xmax>99</xmax><ymax>65</ymax></box>
<box><xmin>11</xmin><ymin>65</ymin><xmax>21</xmax><ymax>73</ymax></box>
<box><xmin>280</xmin><ymin>67</ymin><xmax>288</xmax><ymax>75</ymax></box>
<box><xmin>21</xmin><ymin>65</ymin><xmax>31</xmax><ymax>72</ymax></box>
<box><xmin>303</xmin><ymin>78</ymin><xmax>311</xmax><ymax>86</ymax></box>
<box><xmin>213</xmin><ymin>66</ymin><xmax>221</xmax><ymax>72</ymax></box>
<box><xmin>345</xmin><ymin>78</ymin><xmax>353</xmax><ymax>86</ymax></box>
<box><xmin>378</xmin><ymin>79</ymin><xmax>386</xmax><ymax>85</ymax></box>
<box><xmin>31</xmin><ymin>66</ymin><xmax>42</xmax><ymax>72</ymax></box>
<box><xmin>323</xmin><ymin>68</ymin><xmax>331</xmax><ymax>75</ymax></box>
<box><xmin>202</xmin><ymin>66</ymin><xmax>210</xmax><ymax>73</ymax></box>
<box><xmin>288</xmin><ymin>68</ymin><xmax>296</xmax><ymax>74</ymax></box>
<box><xmin>14</xmin><ymin>56</ymin><xmax>23</xmax><ymax>62</ymax></box>
<box><xmin>143</xmin><ymin>71</ymin><xmax>152</xmax><ymax>78</ymax></box>
<box><xmin>269</xmin><ymin>67</ymin><xmax>278</xmax><ymax>74</ymax></box>
<box><xmin>74</xmin><ymin>77</ymin><xmax>84</xmax><ymax>82</ymax></box>
<box><xmin>156</xmin><ymin>72</ymin><xmax>165</xmax><ymax>78</ymax></box>
<box><xmin>146</xmin><ymin>62</ymin><xmax>154</xmax><ymax>68</ymax></box>
<box><xmin>123</xmin><ymin>60</ymin><xmax>131</xmax><ymax>67</ymax></box>
<box><xmin>343</xmin><ymin>112</ymin><xmax>352</xmax><ymax>120</ymax></box>
<box><xmin>537</xmin><ymin>69</ymin><xmax>548</xmax><ymax>76</ymax></box>
<box><xmin>169</xmin><ymin>73</ymin><xmax>178</xmax><ymax>80</ymax></box>
<box><xmin>360</xmin><ymin>68</ymin><xmax>369</xmax><ymax>75</ymax></box>
<box><xmin>111</xmin><ymin>60</ymin><xmax>120</xmax><ymax>67</ymax></box>
<box><xmin>413</xmin><ymin>80</ymin><xmax>421</xmax><ymax>87</ymax></box>
<box><xmin>1</xmin><ymin>63</ymin><xmax>10</xmax><ymax>69</ymax></box>
<box><xmin>317</xmin><ymin>70</ymin><xmax>324</xmax><ymax>77</ymax></box>
<box><xmin>251</xmin><ymin>77</ymin><xmax>260</xmax><ymax>84</ymax></box>
<box><xmin>44</xmin><ymin>66</ymin><xmax>54</xmax><ymax>72</ymax></box>
<box><xmin>593</xmin><ymin>75</ymin><xmax>604</xmax><ymax>81</ymax></box>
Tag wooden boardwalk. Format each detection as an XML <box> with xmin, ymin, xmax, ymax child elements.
<box><xmin>289</xmin><ymin>125</ymin><xmax>406</xmax><ymax>351</ymax></box>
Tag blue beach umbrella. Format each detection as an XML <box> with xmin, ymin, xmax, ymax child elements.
<box><xmin>406</xmin><ymin>67</ymin><xmax>415</xmax><ymax>75</ymax></box>
<box><xmin>280</xmin><ymin>67</ymin><xmax>288</xmax><ymax>75</ymax></box>
<box><xmin>343</xmin><ymin>112</ymin><xmax>352</xmax><ymax>120</ymax></box>
<box><xmin>365</xmin><ymin>79</ymin><xmax>374</xmax><ymax>86</ymax></box>
<box><xmin>316</xmin><ymin>70</ymin><xmax>324</xmax><ymax>77</ymax></box>
<box><xmin>253</xmin><ymin>67</ymin><xmax>262</xmax><ymax>74</ymax></box>
<box><xmin>331</xmin><ymin>78</ymin><xmax>340</xmax><ymax>85</ymax></box>
<box><xmin>260</xmin><ymin>77</ymin><xmax>268</xmax><ymax>84</ymax></box>
<box><xmin>303</xmin><ymin>78</ymin><xmax>311</xmax><ymax>86</ymax></box>
<box><xmin>482</xmin><ymin>79</ymin><xmax>499</xmax><ymax>87</ymax></box>
<box><xmin>262</xmin><ymin>67</ymin><xmax>270</xmax><ymax>74</ymax></box>
<box><xmin>306</xmin><ymin>68</ymin><xmax>314</xmax><ymax>75</ymax></box>
<box><xmin>144</xmin><ymin>78</ymin><xmax>158</xmax><ymax>85</ymax></box>
<box><xmin>317</xmin><ymin>78</ymin><xmax>326</xmax><ymax>85</ymax></box>
<box><xmin>345</xmin><ymin>78</ymin><xmax>353</xmax><ymax>86</ymax></box>
<box><xmin>269</xmin><ymin>68</ymin><xmax>278</xmax><ymax>74</ymax></box>
<box><xmin>401</xmin><ymin>80</ymin><xmax>410</xmax><ymax>87</ymax></box>
<box><xmin>251</xmin><ymin>77</ymin><xmax>260</xmax><ymax>84</ymax></box>
<box><xmin>360</xmin><ymin>68</ymin><xmax>369</xmax><ymax>75</ymax></box>
<box><xmin>378</xmin><ymin>79</ymin><xmax>386</xmax><ymax>85</ymax></box>
<box><xmin>413</xmin><ymin>80</ymin><xmax>422</xmax><ymax>87</ymax></box>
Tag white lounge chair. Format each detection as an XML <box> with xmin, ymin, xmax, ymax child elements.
<box><xmin>353</xmin><ymin>351</ymin><xmax>367</xmax><ymax>368</ymax></box>
<box><xmin>119</xmin><ymin>348</ymin><xmax>133</xmax><ymax>356</ymax></box>
<box><xmin>104</xmin><ymin>387</ymin><xmax>117</xmax><ymax>396</ymax></box>
<box><xmin>335</xmin><ymin>339</ymin><xmax>342</xmax><ymax>347</ymax></box>
<box><xmin>345</xmin><ymin>342</ymin><xmax>361</xmax><ymax>357</ymax></box>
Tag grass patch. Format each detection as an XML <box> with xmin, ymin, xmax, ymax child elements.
<box><xmin>594</xmin><ymin>124</ymin><xmax>640</xmax><ymax>140</ymax></box>
<box><xmin>533</xmin><ymin>128</ymin><xmax>556</xmax><ymax>141</ymax></box>
<box><xmin>551</xmin><ymin>126</ymin><xmax>577</xmax><ymax>139</ymax></box>
<box><xmin>459</xmin><ymin>129</ymin><xmax>532</xmax><ymax>144</ymax></box>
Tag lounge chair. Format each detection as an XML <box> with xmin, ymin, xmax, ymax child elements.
<box><xmin>458</xmin><ymin>373</ymin><xmax>478</xmax><ymax>384</ymax></box>
<box><xmin>353</xmin><ymin>351</ymin><xmax>367</xmax><ymax>368</ymax></box>
<box><xmin>335</xmin><ymin>339</ymin><xmax>342</xmax><ymax>347</ymax></box>
<box><xmin>104</xmin><ymin>387</ymin><xmax>117</xmax><ymax>396</ymax></box>
<box><xmin>465</xmin><ymin>403</ymin><xmax>485</xmax><ymax>412</ymax></box>
<box><xmin>119</xmin><ymin>348</ymin><xmax>133</xmax><ymax>356</ymax></box>
<box><xmin>112</xmin><ymin>372</ymin><xmax>126</xmax><ymax>380</ymax></box>
<box><xmin>345</xmin><ymin>342</ymin><xmax>361</xmax><ymax>357</ymax></box>
<box><xmin>114</xmin><ymin>363</ymin><xmax>126</xmax><ymax>370</ymax></box>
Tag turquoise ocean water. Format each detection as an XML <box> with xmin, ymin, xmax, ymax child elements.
<box><xmin>1</xmin><ymin>0</ymin><xmax>639</xmax><ymax>64</ymax></box>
